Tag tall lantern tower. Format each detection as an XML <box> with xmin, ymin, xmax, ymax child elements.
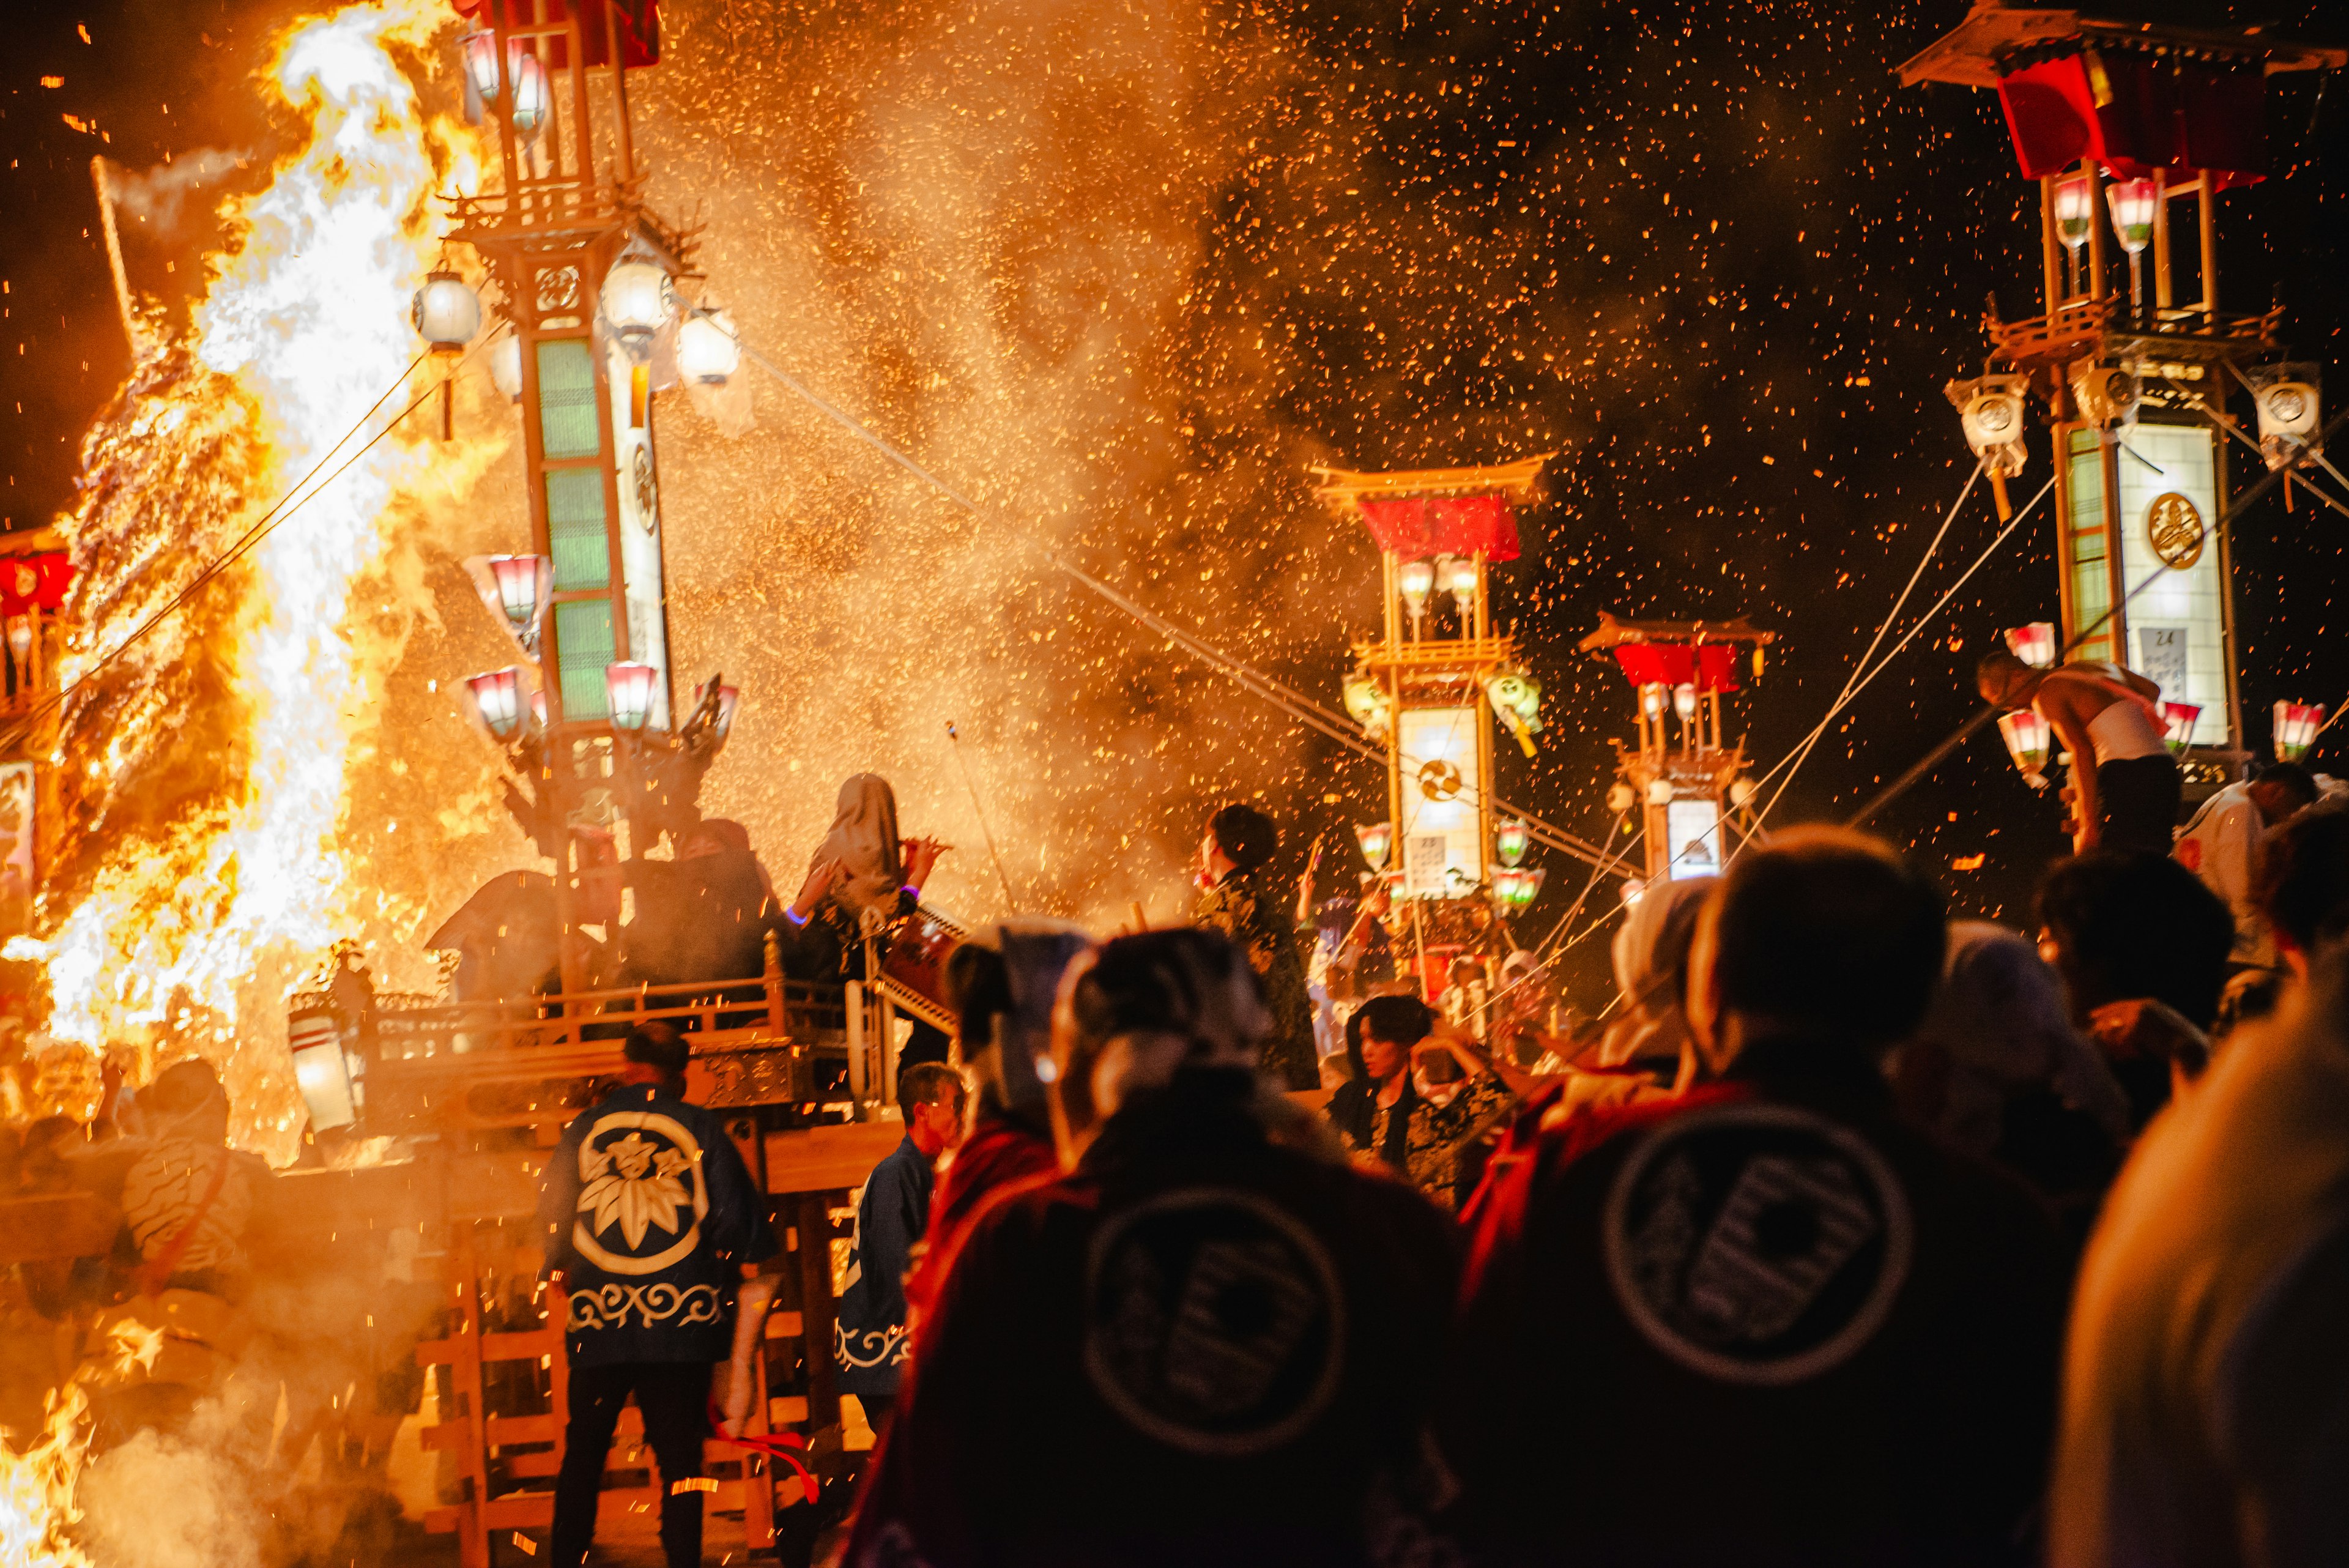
<box><xmin>1898</xmin><ymin>5</ymin><xmax>2345</xmax><ymax>787</ymax></box>
<box><xmin>440</xmin><ymin>0</ymin><xmax>721</xmax><ymax>983</ymax></box>
<box><xmin>1315</xmin><ymin>456</ymin><xmax>1551</xmax><ymax>995</ymax></box>
<box><xmin>1579</xmin><ymin>614</ymin><xmax>1773</xmax><ymax>887</ymax></box>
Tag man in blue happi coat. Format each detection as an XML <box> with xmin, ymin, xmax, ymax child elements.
<box><xmin>541</xmin><ymin>1022</ymin><xmax>780</xmax><ymax>1568</ymax></box>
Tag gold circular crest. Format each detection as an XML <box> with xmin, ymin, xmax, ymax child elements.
<box><xmin>2145</xmin><ymin>491</ymin><xmax>2205</xmax><ymax>571</ymax></box>
<box><xmin>1417</xmin><ymin>759</ymin><xmax>1462</xmax><ymax>801</ymax></box>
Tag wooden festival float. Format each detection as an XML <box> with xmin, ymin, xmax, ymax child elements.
<box><xmin>1899</xmin><ymin>3</ymin><xmax>2346</xmax><ymax>798</ymax></box>
<box><xmin>1578</xmin><ymin>614</ymin><xmax>1773</xmax><ymax>889</ymax></box>
<box><xmin>1315</xmin><ymin>456</ymin><xmax>1556</xmax><ymax>997</ymax></box>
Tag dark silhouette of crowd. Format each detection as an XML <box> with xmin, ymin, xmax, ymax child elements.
<box><xmin>829</xmin><ymin>792</ymin><xmax>2349</xmax><ymax>1568</ymax></box>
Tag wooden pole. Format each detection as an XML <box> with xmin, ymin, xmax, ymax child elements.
<box><xmin>88</xmin><ymin>158</ymin><xmax>141</xmax><ymax>360</ymax></box>
<box><xmin>2038</xmin><ymin>174</ymin><xmax>2063</xmax><ymax>314</ymax></box>
<box><xmin>2086</xmin><ymin>160</ymin><xmax>2108</xmax><ymax>302</ymax></box>
<box><xmin>2197</xmin><ymin>172</ymin><xmax>2219</xmax><ymax>325</ymax></box>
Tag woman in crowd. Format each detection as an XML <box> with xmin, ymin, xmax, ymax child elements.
<box><xmin>1323</xmin><ymin>994</ymin><xmax>1534</xmax><ymax>1210</ymax></box>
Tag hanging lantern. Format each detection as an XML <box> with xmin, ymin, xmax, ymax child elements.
<box><xmin>288</xmin><ymin>1008</ymin><xmax>357</xmax><ymax>1132</ymax></box>
<box><xmin>530</xmin><ymin>689</ymin><xmax>548</xmax><ymax>733</ymax></box>
<box><xmin>678</xmin><ymin>311</ymin><xmax>742</xmax><ymax>385</ymax></box>
<box><xmin>2003</xmin><ymin>622</ymin><xmax>2058</xmax><ymax>669</ymax></box>
<box><xmin>1398</xmin><ymin>559</ymin><xmax>1436</xmax><ymax>621</ymax></box>
<box><xmin>1489</xmin><ymin>866</ymin><xmax>1524</xmax><ymax>908</ymax></box>
<box><xmin>1341</xmin><ymin>672</ymin><xmax>1393</xmax><ymax>738</ymax></box>
<box><xmin>1640</xmin><ymin>682</ymin><xmax>1669</xmax><ymax>721</ymax></box>
<box><xmin>1483</xmin><ymin>667</ymin><xmax>1543</xmax><ymax>757</ymax></box>
<box><xmin>1646</xmin><ymin>778</ymin><xmax>1676</xmax><ymax>806</ymax></box>
<box><xmin>461</xmin><ymin>31</ymin><xmax>503</xmax><ymax>107</ymax></box>
<box><xmin>485</xmin><ymin>554</ymin><xmax>550</xmax><ymax>640</ymax></box>
<box><xmin>601</xmin><ymin>246</ymin><xmax>677</xmax><ymax>356</ymax></box>
<box><xmin>508</xmin><ymin>50</ymin><xmax>549</xmax><ymax>140</ymax></box>
<box><xmin>1496</xmin><ymin>819</ymin><xmax>1531</xmax><ymax>867</ymax></box>
<box><xmin>1606</xmin><ymin>781</ymin><xmax>1638</xmax><ymax>816</ymax></box>
<box><xmin>2274</xmin><ymin>700</ymin><xmax>2326</xmax><ymax>763</ymax></box>
<box><xmin>1728</xmin><ymin>776</ymin><xmax>1756</xmax><ymax>808</ymax></box>
<box><xmin>606</xmin><ymin>661</ymin><xmax>659</xmax><ymax>733</ymax></box>
<box><xmin>2107</xmin><ymin>176</ymin><xmax>2160</xmax><ymax>316</ymax></box>
<box><xmin>1355</xmin><ymin>821</ymin><xmax>1393</xmax><ymax>872</ymax></box>
<box><xmin>1444</xmin><ymin>555</ymin><xmax>1478</xmax><ymax>620</ymax></box>
<box><xmin>412</xmin><ymin>270</ymin><xmax>481</xmax><ymax>353</ymax></box>
<box><xmin>490</xmin><ymin>334</ymin><xmax>523</xmax><ymax>403</ymax></box>
<box><xmin>2161</xmin><ymin>701</ymin><xmax>2202</xmax><ymax>757</ymax></box>
<box><xmin>2106</xmin><ymin>177</ymin><xmax>2159</xmax><ymax>255</ymax></box>
<box><xmin>694</xmin><ymin>678</ymin><xmax>741</xmax><ymax>746</ymax></box>
<box><xmin>2053</xmin><ymin>174</ymin><xmax>2094</xmax><ymax>257</ymax></box>
<box><xmin>464</xmin><ymin>666</ymin><xmax>527</xmax><ymax>742</ymax></box>
<box><xmin>1672</xmin><ymin>682</ymin><xmax>1699</xmax><ymax>721</ymax></box>
<box><xmin>1507</xmin><ymin>867</ymin><xmax>1546</xmax><ymax>911</ymax></box>
<box><xmin>1997</xmin><ymin>708</ymin><xmax>2053</xmax><ymax>787</ymax></box>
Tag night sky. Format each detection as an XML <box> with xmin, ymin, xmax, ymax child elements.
<box><xmin>4</xmin><ymin>0</ymin><xmax>2347</xmax><ymax>1005</ymax></box>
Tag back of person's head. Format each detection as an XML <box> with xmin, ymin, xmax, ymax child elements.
<box><xmin>623</xmin><ymin>1020</ymin><xmax>692</xmax><ymax>1082</ymax></box>
<box><xmin>897</xmin><ymin>1060</ymin><xmax>964</xmax><ymax>1124</ymax></box>
<box><xmin>1611</xmin><ymin>875</ymin><xmax>1715</xmax><ymax>1020</ymax></box>
<box><xmin>1696</xmin><ymin>827</ymin><xmax>1945</xmax><ymax>1055</ymax></box>
<box><xmin>2257</xmin><ymin>801</ymin><xmax>2349</xmax><ymax>959</ymax></box>
<box><xmin>144</xmin><ymin>1059</ymin><xmax>229</xmax><ymax>1144</ymax></box>
<box><xmin>1344</xmin><ymin>994</ymin><xmax>1435</xmax><ymax>1081</ymax></box>
<box><xmin>1975</xmin><ymin>648</ymin><xmax>2033</xmax><ymax>700</ymax></box>
<box><xmin>946</xmin><ymin>920</ymin><xmax>1091</xmax><ymax>1122</ymax></box>
<box><xmin>1057</xmin><ymin>928</ymin><xmax>1268</xmax><ymax>1133</ymax></box>
<box><xmin>2035</xmin><ymin>852</ymin><xmax>2234</xmax><ymax>1025</ymax></box>
<box><xmin>1207</xmin><ymin>803</ymin><xmax>1277</xmax><ymax>874</ymax></box>
<box><xmin>2252</xmin><ymin>761</ymin><xmax>2320</xmax><ymax>816</ymax></box>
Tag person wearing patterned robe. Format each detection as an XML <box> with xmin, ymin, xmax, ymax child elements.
<box><xmin>1191</xmin><ymin>803</ymin><xmax>1318</xmax><ymax>1091</ymax></box>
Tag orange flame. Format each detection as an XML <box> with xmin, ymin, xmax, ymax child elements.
<box><xmin>29</xmin><ymin>0</ymin><xmax>494</xmax><ymax>1159</ymax></box>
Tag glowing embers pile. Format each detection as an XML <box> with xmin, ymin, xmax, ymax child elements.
<box><xmin>30</xmin><ymin>0</ymin><xmax>481</xmax><ymax>1157</ymax></box>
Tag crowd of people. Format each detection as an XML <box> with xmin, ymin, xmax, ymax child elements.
<box><xmin>774</xmin><ymin>778</ymin><xmax>2349</xmax><ymax>1568</ymax></box>
<box><xmin>13</xmin><ymin>746</ymin><xmax>2349</xmax><ymax>1568</ymax></box>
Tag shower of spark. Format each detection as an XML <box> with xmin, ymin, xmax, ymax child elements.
<box><xmin>26</xmin><ymin>0</ymin><xmax>489</xmax><ymax>1159</ymax></box>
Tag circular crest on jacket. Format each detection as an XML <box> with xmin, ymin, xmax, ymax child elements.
<box><xmin>1603</xmin><ymin>1101</ymin><xmax>1912</xmax><ymax>1386</ymax></box>
<box><xmin>1081</xmin><ymin>1186</ymin><xmax>1345</xmax><ymax>1457</ymax></box>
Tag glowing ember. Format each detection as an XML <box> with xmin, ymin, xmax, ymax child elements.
<box><xmin>34</xmin><ymin>0</ymin><xmax>488</xmax><ymax>1159</ymax></box>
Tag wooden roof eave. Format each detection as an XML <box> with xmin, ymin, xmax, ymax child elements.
<box><xmin>1894</xmin><ymin>4</ymin><xmax>2347</xmax><ymax>90</ymax></box>
<box><xmin>1576</xmin><ymin>611</ymin><xmax>1777</xmax><ymax>655</ymax></box>
<box><xmin>1309</xmin><ymin>453</ymin><xmax>1551</xmax><ymax>505</ymax></box>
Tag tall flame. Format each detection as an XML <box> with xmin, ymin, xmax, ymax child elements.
<box><xmin>35</xmin><ymin>0</ymin><xmax>486</xmax><ymax>1158</ymax></box>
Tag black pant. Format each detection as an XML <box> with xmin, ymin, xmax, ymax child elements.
<box><xmin>2096</xmin><ymin>754</ymin><xmax>2183</xmax><ymax>858</ymax></box>
<box><xmin>552</xmin><ymin>1360</ymin><xmax>711</xmax><ymax>1568</ymax></box>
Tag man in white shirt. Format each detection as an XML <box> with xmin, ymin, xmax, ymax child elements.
<box><xmin>2175</xmin><ymin>762</ymin><xmax>2317</xmax><ymax>967</ymax></box>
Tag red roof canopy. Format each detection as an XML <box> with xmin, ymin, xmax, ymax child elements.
<box><xmin>1997</xmin><ymin>49</ymin><xmax>2266</xmax><ymax>185</ymax></box>
<box><xmin>1354</xmin><ymin>494</ymin><xmax>1521</xmax><ymax>563</ymax></box>
<box><xmin>1610</xmin><ymin>644</ymin><xmax>1742</xmax><ymax>694</ymax></box>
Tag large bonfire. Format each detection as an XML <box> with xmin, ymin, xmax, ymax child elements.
<box><xmin>21</xmin><ymin>0</ymin><xmax>494</xmax><ymax>1162</ymax></box>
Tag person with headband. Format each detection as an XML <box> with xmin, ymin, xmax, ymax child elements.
<box><xmin>902</xmin><ymin>920</ymin><xmax>1093</xmax><ymax>1326</ymax></box>
<box><xmin>1192</xmin><ymin>802</ymin><xmax>1318</xmax><ymax>1090</ymax></box>
<box><xmin>845</xmin><ymin>928</ymin><xmax>1458</xmax><ymax>1567</ymax></box>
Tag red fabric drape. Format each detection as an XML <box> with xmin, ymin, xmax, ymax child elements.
<box><xmin>1354</xmin><ymin>495</ymin><xmax>1521</xmax><ymax>562</ymax></box>
<box><xmin>1608</xmin><ymin>644</ymin><xmax>1741</xmax><ymax>693</ymax></box>
<box><xmin>446</xmin><ymin>0</ymin><xmax>659</xmax><ymax>68</ymax></box>
<box><xmin>1995</xmin><ymin>50</ymin><xmax>2265</xmax><ymax>186</ymax></box>
<box><xmin>0</xmin><ymin>554</ymin><xmax>73</xmax><ymax>615</ymax></box>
